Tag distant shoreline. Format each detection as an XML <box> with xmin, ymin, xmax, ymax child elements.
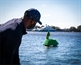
<box><xmin>0</xmin><ymin>24</ymin><xmax>81</xmax><ymax>32</ymax></box>
<box><xmin>27</xmin><ymin>25</ymin><xmax>81</xmax><ymax>32</ymax></box>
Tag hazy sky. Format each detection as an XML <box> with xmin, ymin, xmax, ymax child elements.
<box><xmin>0</xmin><ymin>0</ymin><xmax>81</xmax><ymax>28</ymax></box>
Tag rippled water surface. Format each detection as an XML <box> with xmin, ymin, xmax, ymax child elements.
<box><xmin>19</xmin><ymin>32</ymin><xmax>81</xmax><ymax>65</ymax></box>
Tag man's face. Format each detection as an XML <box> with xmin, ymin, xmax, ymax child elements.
<box><xmin>27</xmin><ymin>19</ymin><xmax>37</xmax><ymax>29</ymax></box>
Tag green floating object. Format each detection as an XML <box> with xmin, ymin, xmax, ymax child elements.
<box><xmin>43</xmin><ymin>31</ymin><xmax>59</xmax><ymax>46</ymax></box>
<box><xmin>43</xmin><ymin>39</ymin><xmax>59</xmax><ymax>46</ymax></box>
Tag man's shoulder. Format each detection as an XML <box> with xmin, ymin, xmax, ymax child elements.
<box><xmin>0</xmin><ymin>18</ymin><xmax>22</xmax><ymax>32</ymax></box>
<box><xmin>3</xmin><ymin>18</ymin><xmax>22</xmax><ymax>25</ymax></box>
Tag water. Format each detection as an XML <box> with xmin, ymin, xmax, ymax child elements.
<box><xmin>19</xmin><ymin>32</ymin><xmax>81</xmax><ymax>65</ymax></box>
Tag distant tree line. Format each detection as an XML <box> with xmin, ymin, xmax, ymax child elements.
<box><xmin>51</xmin><ymin>25</ymin><xmax>81</xmax><ymax>32</ymax></box>
<box><xmin>35</xmin><ymin>25</ymin><xmax>81</xmax><ymax>32</ymax></box>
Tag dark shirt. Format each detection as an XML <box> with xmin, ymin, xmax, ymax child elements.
<box><xmin>0</xmin><ymin>18</ymin><xmax>27</xmax><ymax>64</ymax></box>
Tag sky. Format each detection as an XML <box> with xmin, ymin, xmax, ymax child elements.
<box><xmin>0</xmin><ymin>0</ymin><xmax>81</xmax><ymax>29</ymax></box>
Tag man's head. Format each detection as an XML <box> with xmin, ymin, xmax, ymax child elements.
<box><xmin>23</xmin><ymin>8</ymin><xmax>42</xmax><ymax>29</ymax></box>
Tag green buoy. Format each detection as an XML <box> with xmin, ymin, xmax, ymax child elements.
<box><xmin>43</xmin><ymin>31</ymin><xmax>59</xmax><ymax>47</ymax></box>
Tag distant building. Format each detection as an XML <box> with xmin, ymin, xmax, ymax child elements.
<box><xmin>39</xmin><ymin>25</ymin><xmax>55</xmax><ymax>32</ymax></box>
<box><xmin>32</xmin><ymin>28</ymin><xmax>40</xmax><ymax>31</ymax></box>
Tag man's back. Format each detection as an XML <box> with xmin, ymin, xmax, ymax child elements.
<box><xmin>0</xmin><ymin>19</ymin><xmax>18</xmax><ymax>48</ymax></box>
<box><xmin>0</xmin><ymin>18</ymin><xmax>26</xmax><ymax>64</ymax></box>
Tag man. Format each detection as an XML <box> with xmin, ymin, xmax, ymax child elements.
<box><xmin>0</xmin><ymin>8</ymin><xmax>42</xmax><ymax>65</ymax></box>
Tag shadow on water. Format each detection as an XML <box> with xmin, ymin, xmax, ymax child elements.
<box><xmin>44</xmin><ymin>46</ymin><xmax>58</xmax><ymax>50</ymax></box>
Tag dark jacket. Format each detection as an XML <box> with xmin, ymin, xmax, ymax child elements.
<box><xmin>0</xmin><ymin>18</ymin><xmax>27</xmax><ymax>65</ymax></box>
